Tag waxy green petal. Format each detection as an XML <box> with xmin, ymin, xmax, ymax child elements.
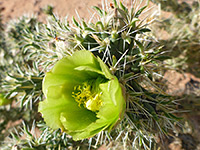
<box><xmin>39</xmin><ymin>96</ymin><xmax>74</xmax><ymax>129</ymax></box>
<box><xmin>97</xmin><ymin>57</ymin><xmax>114</xmax><ymax>79</ymax></box>
<box><xmin>60</xmin><ymin>108</ymin><xmax>96</xmax><ymax>131</ymax></box>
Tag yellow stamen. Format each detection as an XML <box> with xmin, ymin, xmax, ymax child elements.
<box><xmin>72</xmin><ymin>82</ymin><xmax>102</xmax><ymax>112</ymax></box>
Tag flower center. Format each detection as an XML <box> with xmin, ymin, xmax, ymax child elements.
<box><xmin>72</xmin><ymin>82</ymin><xmax>102</xmax><ymax>112</ymax></box>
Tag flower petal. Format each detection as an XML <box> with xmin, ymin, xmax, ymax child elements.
<box><xmin>60</xmin><ymin>108</ymin><xmax>97</xmax><ymax>132</ymax></box>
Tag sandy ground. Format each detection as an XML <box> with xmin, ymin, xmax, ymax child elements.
<box><xmin>0</xmin><ymin>0</ymin><xmax>160</xmax><ymax>22</ymax></box>
<box><xmin>0</xmin><ymin>0</ymin><xmax>102</xmax><ymax>22</ymax></box>
<box><xmin>0</xmin><ymin>0</ymin><xmax>193</xmax><ymax>23</ymax></box>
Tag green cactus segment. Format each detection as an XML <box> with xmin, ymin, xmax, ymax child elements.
<box><xmin>39</xmin><ymin>50</ymin><xmax>126</xmax><ymax>140</ymax></box>
<box><xmin>69</xmin><ymin>0</ymin><xmax>155</xmax><ymax>77</ymax></box>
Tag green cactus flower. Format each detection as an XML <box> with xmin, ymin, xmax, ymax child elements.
<box><xmin>0</xmin><ymin>93</ymin><xmax>12</xmax><ymax>106</ymax></box>
<box><xmin>39</xmin><ymin>50</ymin><xmax>126</xmax><ymax>141</ymax></box>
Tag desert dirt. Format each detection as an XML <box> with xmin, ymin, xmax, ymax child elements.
<box><xmin>0</xmin><ymin>0</ymin><xmax>103</xmax><ymax>23</ymax></box>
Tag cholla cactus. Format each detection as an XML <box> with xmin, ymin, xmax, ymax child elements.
<box><xmin>0</xmin><ymin>0</ymin><xmax>179</xmax><ymax>149</ymax></box>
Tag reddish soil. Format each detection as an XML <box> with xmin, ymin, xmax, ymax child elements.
<box><xmin>0</xmin><ymin>0</ymin><xmax>101</xmax><ymax>22</ymax></box>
